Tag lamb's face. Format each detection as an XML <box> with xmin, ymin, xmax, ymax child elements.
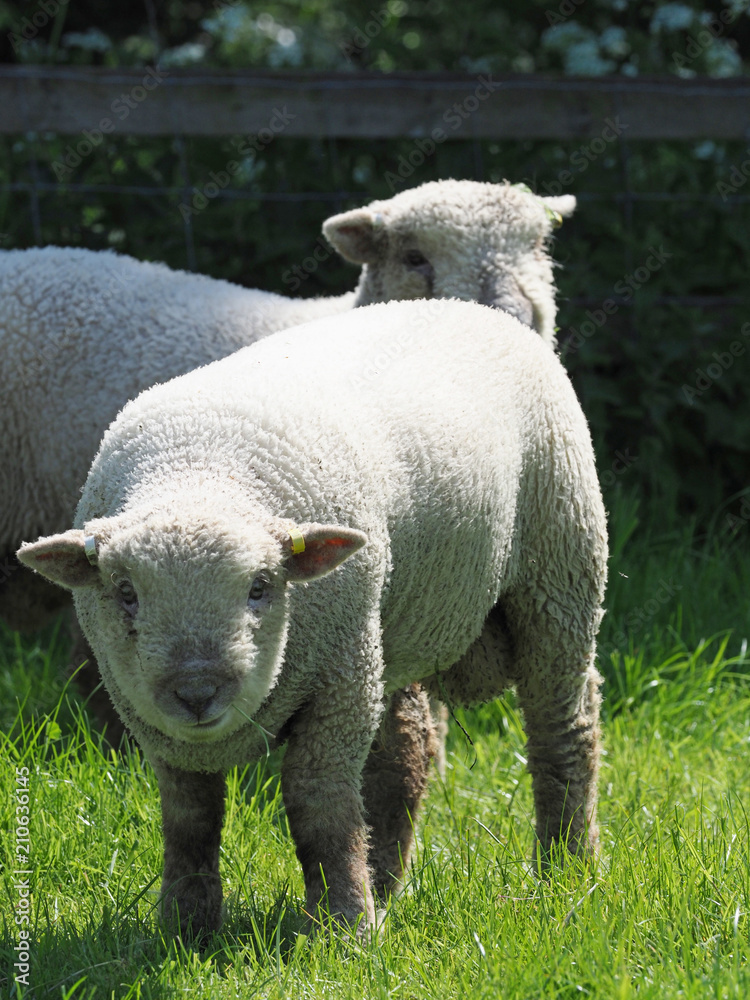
<box><xmin>323</xmin><ymin>179</ymin><xmax>576</xmax><ymax>345</ymax></box>
<box><xmin>80</xmin><ymin>512</ymin><xmax>294</xmax><ymax>743</ymax></box>
<box><xmin>17</xmin><ymin>510</ymin><xmax>367</xmax><ymax>745</ymax></box>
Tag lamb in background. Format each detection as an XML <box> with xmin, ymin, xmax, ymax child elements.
<box><xmin>1</xmin><ymin>180</ymin><xmax>574</xmax><ymax>742</ymax></box>
<box><xmin>322</xmin><ymin>179</ymin><xmax>572</xmax><ymax>348</ymax></box>
<box><xmin>19</xmin><ymin>298</ymin><xmax>607</xmax><ymax>941</ymax></box>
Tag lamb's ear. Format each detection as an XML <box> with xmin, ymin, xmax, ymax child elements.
<box><xmin>540</xmin><ymin>195</ymin><xmax>576</xmax><ymax>227</ymax></box>
<box><xmin>322</xmin><ymin>208</ymin><xmax>385</xmax><ymax>264</ymax></box>
<box><xmin>283</xmin><ymin>524</ymin><xmax>367</xmax><ymax>582</ymax></box>
<box><xmin>17</xmin><ymin>530</ymin><xmax>99</xmax><ymax>589</ymax></box>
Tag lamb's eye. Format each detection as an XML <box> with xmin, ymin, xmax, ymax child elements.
<box><xmin>404</xmin><ymin>249</ymin><xmax>429</xmax><ymax>270</ymax></box>
<box><xmin>248</xmin><ymin>576</ymin><xmax>268</xmax><ymax>604</ymax></box>
<box><xmin>116</xmin><ymin>580</ymin><xmax>138</xmax><ymax>617</ymax></box>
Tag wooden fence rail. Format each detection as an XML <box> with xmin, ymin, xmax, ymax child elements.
<box><xmin>1</xmin><ymin>67</ymin><xmax>750</xmax><ymax>140</ymax></box>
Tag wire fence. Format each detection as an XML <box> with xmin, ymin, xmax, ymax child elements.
<box><xmin>1</xmin><ymin>69</ymin><xmax>748</xmax><ymax>316</ymax></box>
<box><xmin>4</xmin><ymin>140</ymin><xmax>747</xmax><ymax>314</ymax></box>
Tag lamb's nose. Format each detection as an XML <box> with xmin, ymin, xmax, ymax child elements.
<box><xmin>174</xmin><ymin>680</ymin><xmax>218</xmax><ymax>718</ymax></box>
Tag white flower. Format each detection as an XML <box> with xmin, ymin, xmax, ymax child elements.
<box><xmin>705</xmin><ymin>40</ymin><xmax>743</xmax><ymax>76</ymax></box>
<box><xmin>650</xmin><ymin>3</ymin><xmax>696</xmax><ymax>33</ymax></box>
<box><xmin>600</xmin><ymin>26</ymin><xmax>630</xmax><ymax>57</ymax></box>
<box><xmin>542</xmin><ymin>22</ymin><xmax>593</xmax><ymax>51</ymax></box>
<box><xmin>62</xmin><ymin>28</ymin><xmax>112</xmax><ymax>52</ymax></box>
<box><xmin>159</xmin><ymin>43</ymin><xmax>207</xmax><ymax>68</ymax></box>
<box><xmin>564</xmin><ymin>40</ymin><xmax>616</xmax><ymax>75</ymax></box>
<box><xmin>541</xmin><ymin>22</ymin><xmax>617</xmax><ymax>75</ymax></box>
<box><xmin>202</xmin><ymin>6</ymin><xmax>249</xmax><ymax>43</ymax></box>
<box><xmin>693</xmin><ymin>140</ymin><xmax>716</xmax><ymax>160</ymax></box>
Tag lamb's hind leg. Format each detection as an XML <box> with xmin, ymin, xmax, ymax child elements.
<box><xmin>429</xmin><ymin>596</ymin><xmax>602</xmax><ymax>864</ymax></box>
<box><xmin>361</xmin><ymin>684</ymin><xmax>438</xmax><ymax>900</ymax></box>
<box><xmin>361</xmin><ymin>606</ymin><xmax>515</xmax><ymax>901</ymax></box>
<box><xmin>518</xmin><ymin>656</ymin><xmax>601</xmax><ymax>863</ymax></box>
<box><xmin>505</xmin><ymin>592</ymin><xmax>603</xmax><ymax>864</ymax></box>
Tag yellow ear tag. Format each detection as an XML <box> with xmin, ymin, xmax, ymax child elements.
<box><xmin>545</xmin><ymin>206</ymin><xmax>563</xmax><ymax>229</ymax></box>
<box><xmin>288</xmin><ymin>528</ymin><xmax>306</xmax><ymax>555</ymax></box>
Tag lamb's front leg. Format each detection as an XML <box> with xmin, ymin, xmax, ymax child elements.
<box><xmin>151</xmin><ymin>758</ymin><xmax>226</xmax><ymax>939</ymax></box>
<box><xmin>362</xmin><ymin>684</ymin><xmax>437</xmax><ymax>899</ymax></box>
<box><xmin>282</xmin><ymin>687</ymin><xmax>383</xmax><ymax>938</ymax></box>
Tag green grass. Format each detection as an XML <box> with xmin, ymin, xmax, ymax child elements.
<box><xmin>2</xmin><ymin>490</ymin><xmax>749</xmax><ymax>999</ymax></box>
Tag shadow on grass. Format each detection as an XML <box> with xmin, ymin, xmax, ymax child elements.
<box><xmin>3</xmin><ymin>881</ymin><xmax>311</xmax><ymax>999</ymax></box>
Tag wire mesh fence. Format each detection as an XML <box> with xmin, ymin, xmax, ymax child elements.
<box><xmin>2</xmin><ymin>129</ymin><xmax>748</xmax><ymax>308</ymax></box>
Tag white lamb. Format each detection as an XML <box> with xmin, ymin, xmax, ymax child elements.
<box><xmin>19</xmin><ymin>298</ymin><xmax>607</xmax><ymax>941</ymax></box>
<box><xmin>0</xmin><ymin>179</ymin><xmax>574</xmax><ymax>739</ymax></box>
